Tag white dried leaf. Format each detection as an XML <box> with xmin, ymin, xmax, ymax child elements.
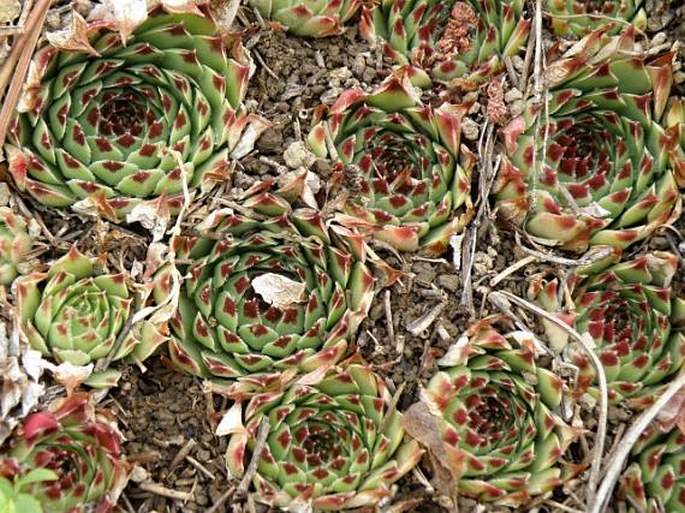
<box><xmin>50</xmin><ymin>362</ymin><xmax>93</xmax><ymax>395</ymax></box>
<box><xmin>436</xmin><ymin>335</ymin><xmax>470</xmax><ymax>367</ymax></box>
<box><xmin>88</xmin><ymin>0</ymin><xmax>147</xmax><ymax>42</ymax></box>
<box><xmin>216</xmin><ymin>402</ymin><xmax>247</xmax><ymax>437</ymax></box>
<box><xmin>579</xmin><ymin>202</ymin><xmax>611</xmax><ymax>218</ymax></box>
<box><xmin>126</xmin><ymin>202</ymin><xmax>169</xmax><ymax>242</ymax></box>
<box><xmin>252</xmin><ymin>274</ymin><xmax>305</xmax><ymax>309</ymax></box>
<box><xmin>22</xmin><ymin>349</ymin><xmax>44</xmax><ymax>381</ymax></box>
<box><xmin>1</xmin><ymin>358</ymin><xmax>24</xmax><ymax>417</ymax></box>
<box><xmin>21</xmin><ymin>382</ymin><xmax>45</xmax><ymax>416</ymax></box>
<box><xmin>230</xmin><ymin>115</ymin><xmax>272</xmax><ymax>159</ymax></box>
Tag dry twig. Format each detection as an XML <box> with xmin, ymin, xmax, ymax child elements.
<box><xmin>237</xmin><ymin>415</ymin><xmax>270</xmax><ymax>495</ymax></box>
<box><xmin>0</xmin><ymin>0</ymin><xmax>51</xmax><ymax>148</ymax></box>
<box><xmin>138</xmin><ymin>482</ymin><xmax>193</xmax><ymax>502</ymax></box>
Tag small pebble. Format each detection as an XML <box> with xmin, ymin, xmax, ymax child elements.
<box><xmin>461</xmin><ymin>118</ymin><xmax>479</xmax><ymax>141</ymax></box>
<box><xmin>504</xmin><ymin>87</ymin><xmax>523</xmax><ymax>103</ymax></box>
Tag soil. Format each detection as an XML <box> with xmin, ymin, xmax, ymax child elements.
<box><xmin>1</xmin><ymin>1</ymin><xmax>684</xmax><ymax>513</ymax></box>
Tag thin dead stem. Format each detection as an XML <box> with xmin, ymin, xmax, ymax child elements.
<box><xmin>237</xmin><ymin>416</ymin><xmax>270</xmax><ymax>495</ymax></box>
<box><xmin>460</xmin><ymin>121</ymin><xmax>499</xmax><ymax>312</ymax></box>
<box><xmin>0</xmin><ymin>0</ymin><xmax>51</xmax><ymax>149</ymax></box>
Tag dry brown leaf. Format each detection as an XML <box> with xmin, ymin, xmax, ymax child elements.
<box><xmin>402</xmin><ymin>402</ymin><xmax>463</xmax><ymax>497</ymax></box>
<box><xmin>46</xmin><ymin>12</ymin><xmax>99</xmax><ymax>56</ymax></box>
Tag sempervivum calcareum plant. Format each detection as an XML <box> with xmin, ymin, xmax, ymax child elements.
<box><xmin>308</xmin><ymin>72</ymin><xmax>474</xmax><ymax>254</ymax></box>
<box><xmin>0</xmin><ymin>208</ymin><xmax>32</xmax><ymax>286</ymax></box>
<box><xmin>620</xmin><ymin>423</ymin><xmax>685</xmax><ymax>512</ymax></box>
<box><xmin>220</xmin><ymin>361</ymin><xmax>423</xmax><ymax>509</ymax></box>
<box><xmin>547</xmin><ymin>0</ymin><xmax>646</xmax><ymax>36</ymax></box>
<box><xmin>533</xmin><ymin>251</ymin><xmax>685</xmax><ymax>405</ymax></box>
<box><xmin>14</xmin><ymin>246</ymin><xmax>167</xmax><ymax>388</ymax></box>
<box><xmin>0</xmin><ymin>393</ymin><xmax>128</xmax><ymax>513</ymax></box>
<box><xmin>248</xmin><ymin>0</ymin><xmax>361</xmax><ymax>36</ymax></box>
<box><xmin>360</xmin><ymin>0</ymin><xmax>530</xmax><ymax>87</ymax></box>
<box><xmin>5</xmin><ymin>2</ymin><xmax>252</xmax><ymax>220</ymax></box>
<box><xmin>416</xmin><ymin>316</ymin><xmax>579</xmax><ymax>505</ymax></box>
<box><xmin>154</xmin><ymin>209</ymin><xmax>375</xmax><ymax>394</ymax></box>
<box><xmin>493</xmin><ymin>27</ymin><xmax>684</xmax><ymax>252</ymax></box>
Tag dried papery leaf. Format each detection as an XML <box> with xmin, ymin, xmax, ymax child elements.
<box><xmin>0</xmin><ymin>0</ymin><xmax>20</xmax><ymax>23</ymax></box>
<box><xmin>252</xmin><ymin>273</ymin><xmax>306</xmax><ymax>309</ymax></box>
<box><xmin>655</xmin><ymin>384</ymin><xmax>685</xmax><ymax>434</ymax></box>
<box><xmin>49</xmin><ymin>361</ymin><xmax>94</xmax><ymax>396</ymax></box>
<box><xmin>45</xmin><ymin>12</ymin><xmax>99</xmax><ymax>55</ymax></box>
<box><xmin>230</xmin><ymin>115</ymin><xmax>273</xmax><ymax>159</ymax></box>
<box><xmin>0</xmin><ymin>321</ymin><xmax>46</xmax><ymax>446</ymax></box>
<box><xmin>126</xmin><ymin>198</ymin><xmax>172</xmax><ymax>242</ymax></box>
<box><xmin>87</xmin><ymin>0</ymin><xmax>147</xmax><ymax>41</ymax></box>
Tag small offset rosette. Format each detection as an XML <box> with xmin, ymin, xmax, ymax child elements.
<box><xmin>620</xmin><ymin>422</ymin><xmax>685</xmax><ymax>512</ymax></box>
<box><xmin>14</xmin><ymin>247</ymin><xmax>168</xmax><ymax>388</ymax></box>
<box><xmin>155</xmin><ymin>209</ymin><xmax>375</xmax><ymax>394</ymax></box>
<box><xmin>360</xmin><ymin>0</ymin><xmax>530</xmax><ymax>87</ymax></box>
<box><xmin>547</xmin><ymin>0</ymin><xmax>646</xmax><ymax>36</ymax></box>
<box><xmin>218</xmin><ymin>361</ymin><xmax>423</xmax><ymax>509</ymax></box>
<box><xmin>0</xmin><ymin>393</ymin><xmax>129</xmax><ymax>513</ymax></box>
<box><xmin>5</xmin><ymin>2</ymin><xmax>254</xmax><ymax>220</ymax></box>
<box><xmin>534</xmin><ymin>251</ymin><xmax>685</xmax><ymax>406</ymax></box>
<box><xmin>0</xmin><ymin>207</ymin><xmax>32</xmax><ymax>286</ymax></box>
<box><xmin>308</xmin><ymin>71</ymin><xmax>474</xmax><ymax>254</ymax></box>
<box><xmin>415</xmin><ymin>316</ymin><xmax>579</xmax><ymax>505</ymax></box>
<box><xmin>494</xmin><ymin>27</ymin><xmax>683</xmax><ymax>252</ymax></box>
<box><xmin>248</xmin><ymin>0</ymin><xmax>361</xmax><ymax>37</ymax></box>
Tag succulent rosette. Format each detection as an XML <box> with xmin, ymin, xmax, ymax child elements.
<box><xmin>536</xmin><ymin>251</ymin><xmax>685</xmax><ymax>405</ymax></box>
<box><xmin>419</xmin><ymin>316</ymin><xmax>578</xmax><ymax>505</ymax></box>
<box><xmin>620</xmin><ymin>425</ymin><xmax>685</xmax><ymax>512</ymax></box>
<box><xmin>547</xmin><ymin>0</ymin><xmax>646</xmax><ymax>36</ymax></box>
<box><xmin>0</xmin><ymin>208</ymin><xmax>32</xmax><ymax>286</ymax></box>
<box><xmin>15</xmin><ymin>247</ymin><xmax>167</xmax><ymax>388</ymax></box>
<box><xmin>221</xmin><ymin>362</ymin><xmax>423</xmax><ymax>509</ymax></box>
<box><xmin>360</xmin><ymin>0</ymin><xmax>530</xmax><ymax>87</ymax></box>
<box><xmin>494</xmin><ymin>28</ymin><xmax>684</xmax><ymax>252</ymax></box>
<box><xmin>155</xmin><ymin>209</ymin><xmax>375</xmax><ymax>393</ymax></box>
<box><xmin>0</xmin><ymin>393</ymin><xmax>129</xmax><ymax>513</ymax></box>
<box><xmin>248</xmin><ymin>0</ymin><xmax>361</xmax><ymax>36</ymax></box>
<box><xmin>308</xmin><ymin>72</ymin><xmax>474</xmax><ymax>254</ymax></box>
<box><xmin>5</xmin><ymin>2</ymin><xmax>253</xmax><ymax>220</ymax></box>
